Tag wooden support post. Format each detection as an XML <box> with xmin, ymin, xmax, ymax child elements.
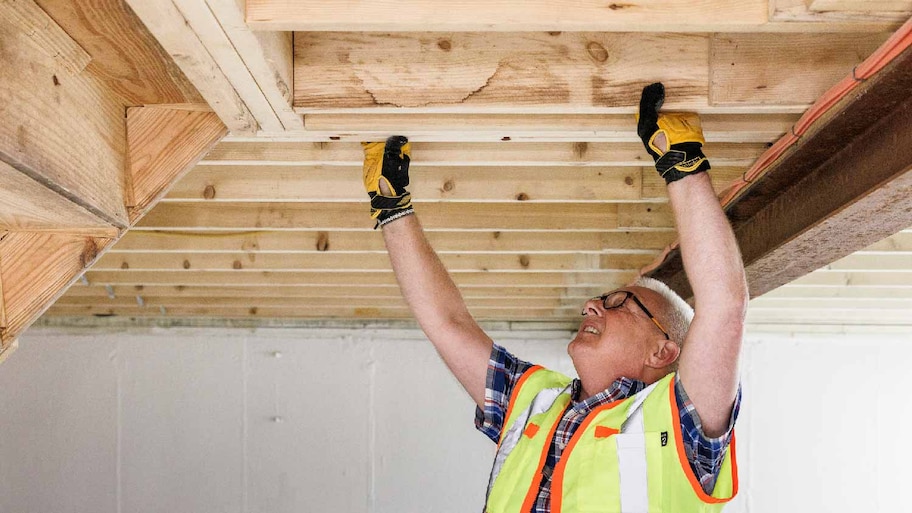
<box><xmin>648</xmin><ymin>42</ymin><xmax>912</xmax><ymax>299</ymax></box>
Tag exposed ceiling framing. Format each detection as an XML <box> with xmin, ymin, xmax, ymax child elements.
<box><xmin>1</xmin><ymin>0</ymin><xmax>910</xmax><ymax>349</ymax></box>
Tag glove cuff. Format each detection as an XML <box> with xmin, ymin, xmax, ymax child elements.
<box><xmin>376</xmin><ymin>207</ymin><xmax>415</xmax><ymax>229</ymax></box>
<box><xmin>655</xmin><ymin>142</ymin><xmax>711</xmax><ymax>184</ymax></box>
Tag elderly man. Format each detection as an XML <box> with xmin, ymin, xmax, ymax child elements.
<box><xmin>361</xmin><ymin>83</ymin><xmax>747</xmax><ymax>513</ymax></box>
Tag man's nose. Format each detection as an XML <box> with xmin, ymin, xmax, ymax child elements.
<box><xmin>581</xmin><ymin>298</ymin><xmax>604</xmax><ymax>316</ymax></box>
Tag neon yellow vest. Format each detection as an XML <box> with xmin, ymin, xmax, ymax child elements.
<box><xmin>484</xmin><ymin>366</ymin><xmax>738</xmax><ymax>513</ymax></box>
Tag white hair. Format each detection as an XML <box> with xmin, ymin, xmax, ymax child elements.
<box><xmin>633</xmin><ymin>276</ymin><xmax>694</xmax><ymax>353</ymax></box>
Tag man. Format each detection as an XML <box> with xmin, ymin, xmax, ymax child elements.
<box><xmin>361</xmin><ymin>83</ymin><xmax>748</xmax><ymax>512</ymax></box>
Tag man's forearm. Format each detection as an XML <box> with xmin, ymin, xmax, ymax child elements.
<box><xmin>667</xmin><ymin>173</ymin><xmax>748</xmax><ymax>312</ymax></box>
<box><xmin>381</xmin><ymin>215</ymin><xmax>492</xmax><ymax>406</ymax></box>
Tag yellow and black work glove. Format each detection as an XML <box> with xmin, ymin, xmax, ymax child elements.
<box><xmin>636</xmin><ymin>82</ymin><xmax>711</xmax><ymax>184</ymax></box>
<box><xmin>362</xmin><ymin>135</ymin><xmax>414</xmax><ymax>228</ymax></box>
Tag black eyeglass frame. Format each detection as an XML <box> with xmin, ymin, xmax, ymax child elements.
<box><xmin>586</xmin><ymin>290</ymin><xmax>670</xmax><ymax>341</ymax></box>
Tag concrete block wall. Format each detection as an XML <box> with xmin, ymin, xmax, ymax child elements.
<box><xmin>0</xmin><ymin>324</ymin><xmax>909</xmax><ymax>512</ymax></box>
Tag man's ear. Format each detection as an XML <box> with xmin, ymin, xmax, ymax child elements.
<box><xmin>645</xmin><ymin>339</ymin><xmax>680</xmax><ymax>369</ymax></box>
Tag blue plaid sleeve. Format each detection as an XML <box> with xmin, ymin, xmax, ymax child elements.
<box><xmin>474</xmin><ymin>344</ymin><xmax>535</xmax><ymax>443</ymax></box>
<box><xmin>675</xmin><ymin>374</ymin><xmax>742</xmax><ymax>495</ymax></box>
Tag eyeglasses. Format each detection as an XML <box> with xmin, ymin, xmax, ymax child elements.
<box><xmin>585</xmin><ymin>290</ymin><xmax>670</xmax><ymax>340</ymax></box>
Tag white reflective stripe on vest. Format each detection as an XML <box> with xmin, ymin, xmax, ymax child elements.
<box><xmin>616</xmin><ymin>380</ymin><xmax>658</xmax><ymax>513</ymax></box>
<box><xmin>486</xmin><ymin>384</ymin><xmax>572</xmax><ymax>498</ymax></box>
<box><xmin>616</xmin><ymin>433</ymin><xmax>649</xmax><ymax>513</ymax></box>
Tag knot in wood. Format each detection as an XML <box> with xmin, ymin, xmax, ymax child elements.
<box><xmin>442</xmin><ymin>179</ymin><xmax>455</xmax><ymax>192</ymax></box>
<box><xmin>316</xmin><ymin>231</ymin><xmax>330</xmax><ymax>252</ymax></box>
<box><xmin>249</xmin><ymin>307</ymin><xmax>258</xmax><ymax>315</ymax></box>
<box><xmin>120</xmin><ymin>261</ymin><xmax>129</xmax><ymax>270</ymax></box>
<box><xmin>516</xmin><ymin>192</ymin><xmax>530</xmax><ymax>201</ymax></box>
<box><xmin>573</xmin><ymin>141</ymin><xmax>589</xmax><ymax>159</ymax></box>
<box><xmin>182</xmin><ymin>259</ymin><xmax>191</xmax><ymax>269</ymax></box>
<box><xmin>519</xmin><ymin>255</ymin><xmax>531</xmax><ymax>268</ymax></box>
<box><xmin>547</xmin><ymin>31</ymin><xmax>562</xmax><ymax>37</ymax></box>
<box><xmin>80</xmin><ymin>239</ymin><xmax>99</xmax><ymax>267</ymax></box>
<box><xmin>203</xmin><ymin>185</ymin><xmax>216</xmax><ymax>200</ymax></box>
<box><xmin>233</xmin><ymin>260</ymin><xmax>243</xmax><ymax>269</ymax></box>
<box><xmin>586</xmin><ymin>42</ymin><xmax>609</xmax><ymax>63</ymax></box>
<box><xmin>624</xmin><ymin>176</ymin><xmax>635</xmax><ymax>186</ymax></box>
<box><xmin>437</xmin><ymin>39</ymin><xmax>452</xmax><ymax>51</ymax></box>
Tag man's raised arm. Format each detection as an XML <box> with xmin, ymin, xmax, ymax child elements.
<box><xmin>637</xmin><ymin>84</ymin><xmax>749</xmax><ymax>437</ymax></box>
<box><xmin>363</xmin><ymin>137</ymin><xmax>493</xmax><ymax>408</ymax></box>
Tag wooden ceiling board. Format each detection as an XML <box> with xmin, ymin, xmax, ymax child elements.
<box><xmin>24</xmin><ymin>1</ymin><xmax>911</xmax><ymax>327</ymax></box>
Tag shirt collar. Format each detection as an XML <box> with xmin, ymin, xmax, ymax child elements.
<box><xmin>570</xmin><ymin>376</ymin><xmax>647</xmax><ymax>413</ymax></box>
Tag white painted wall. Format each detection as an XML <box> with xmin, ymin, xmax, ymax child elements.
<box><xmin>0</xmin><ymin>325</ymin><xmax>910</xmax><ymax>513</ymax></box>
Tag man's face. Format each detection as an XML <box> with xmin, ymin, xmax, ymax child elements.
<box><xmin>568</xmin><ymin>286</ymin><xmax>670</xmax><ymax>376</ymax></box>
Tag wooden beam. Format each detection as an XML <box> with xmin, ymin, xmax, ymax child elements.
<box><xmin>167</xmin><ymin>0</ymin><xmax>297</xmax><ymax>131</ymax></box>
<box><xmin>0</xmin><ymin>1</ymin><xmax>129</xmax><ymax>228</ymax></box>
<box><xmin>123</xmin><ymin>0</ymin><xmax>258</xmax><ymax>134</ymax></box>
<box><xmin>0</xmin><ymin>232</ymin><xmax>113</xmax><ymax>345</ymax></box>
<box><xmin>0</xmin><ymin>160</ymin><xmax>115</xmax><ymax>233</ymax></box>
<box><xmin>126</xmin><ymin>105</ymin><xmax>228</xmax><ymax>222</ymax></box>
<box><xmin>863</xmin><ymin>231</ymin><xmax>912</xmax><ymax>251</ymax></box>
<box><xmin>202</xmin><ymin>0</ymin><xmax>302</xmax><ymax>129</ymax></box>
<box><xmin>201</xmin><ymin>141</ymin><xmax>766</xmax><ymax>168</ymax></box>
<box><xmin>167</xmin><ymin>165</ymin><xmax>645</xmax><ymax>202</ymax></box>
<box><xmin>35</xmin><ymin>0</ymin><xmax>203</xmax><ymax>105</ymax></box>
<box><xmin>294</xmin><ymin>31</ymin><xmax>711</xmax><ymax>112</ymax></box>
<box><xmin>5</xmin><ymin>0</ymin><xmax>92</xmax><ymax>76</ymax></box>
<box><xmin>763</xmin><ymin>285</ymin><xmax>912</xmax><ymax>298</ymax></box>
<box><xmin>62</xmin><ymin>284</ymin><xmax>605</xmax><ymax>299</ymax></box>
<box><xmin>771</xmin><ymin>0</ymin><xmax>911</xmax><ymax>23</ymax></box>
<box><xmin>134</xmin><ymin>202</ymin><xmax>674</xmax><ymax>231</ymax></box>
<box><xmin>808</xmin><ymin>0</ymin><xmax>912</xmax><ymax>11</ymax></box>
<box><xmin>92</xmin><ymin>251</ymin><xmax>656</xmax><ymax>272</ymax></box>
<box><xmin>45</xmin><ymin>304</ymin><xmax>580</xmax><ymax>320</ymax></box>
<box><xmin>54</xmin><ymin>295</ymin><xmax>583</xmax><ymax>309</ymax></box>
<box><xmin>710</xmin><ymin>32</ymin><xmax>890</xmax><ymax>105</ymax></box>
<box><xmin>289</xmin><ymin>113</ymin><xmax>800</xmax><ymax>143</ymax></box>
<box><xmin>82</xmin><ymin>270</ymin><xmax>638</xmax><ymax>288</ymax></box>
<box><xmin>111</xmin><ymin>230</ymin><xmax>677</xmax><ymax>253</ymax></box>
<box><xmin>650</xmin><ymin>42</ymin><xmax>912</xmax><ymax>298</ymax></box>
<box><xmin>247</xmin><ymin>0</ymin><xmax>901</xmax><ymax>32</ymax></box>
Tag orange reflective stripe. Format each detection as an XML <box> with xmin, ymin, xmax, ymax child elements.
<box><xmin>519</xmin><ymin>412</ymin><xmax>565</xmax><ymax>513</ymax></box>
<box><xmin>551</xmin><ymin>398</ymin><xmax>626</xmax><ymax>513</ymax></box>
<box><xmin>594</xmin><ymin>425</ymin><xmax>619</xmax><ymax>439</ymax></box>
<box><xmin>498</xmin><ymin>365</ymin><xmax>544</xmax><ymax>446</ymax></box>
<box><xmin>524</xmin><ymin>423</ymin><xmax>540</xmax><ymax>439</ymax></box>
<box><xmin>668</xmin><ymin>381</ymin><xmax>738</xmax><ymax>504</ymax></box>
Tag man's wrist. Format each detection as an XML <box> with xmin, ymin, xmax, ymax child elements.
<box><xmin>377</xmin><ymin>207</ymin><xmax>415</xmax><ymax>228</ymax></box>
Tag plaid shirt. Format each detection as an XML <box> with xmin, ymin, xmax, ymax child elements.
<box><xmin>475</xmin><ymin>344</ymin><xmax>741</xmax><ymax>512</ymax></box>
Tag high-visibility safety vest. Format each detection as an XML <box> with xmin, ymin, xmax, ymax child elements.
<box><xmin>484</xmin><ymin>367</ymin><xmax>738</xmax><ymax>513</ymax></box>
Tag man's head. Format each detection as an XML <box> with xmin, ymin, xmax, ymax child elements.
<box><xmin>568</xmin><ymin>277</ymin><xmax>694</xmax><ymax>392</ymax></box>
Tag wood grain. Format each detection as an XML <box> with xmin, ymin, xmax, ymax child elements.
<box><xmin>92</xmin><ymin>251</ymin><xmax>656</xmax><ymax>272</ymax></box>
<box><xmin>710</xmin><ymin>32</ymin><xmax>890</xmax><ymax>105</ymax></box>
<box><xmin>0</xmin><ymin>232</ymin><xmax>113</xmax><ymax>344</ymax></box>
<box><xmin>294</xmin><ymin>31</ymin><xmax>709</xmax><ymax>112</ymax></box>
<box><xmin>134</xmin><ymin>202</ymin><xmax>673</xmax><ymax>231</ymax></box>
<box><xmin>35</xmin><ymin>0</ymin><xmax>204</xmax><ymax>105</ymax></box>
<box><xmin>165</xmin><ymin>165</ymin><xmax>644</xmax><ymax>202</ymax></box>
<box><xmin>205</xmin><ymin>0</ymin><xmax>302</xmax><ymax>129</ymax></box>
<box><xmin>111</xmin><ymin>230</ymin><xmax>677</xmax><ymax>253</ymax></box>
<box><xmin>0</xmin><ymin>8</ymin><xmax>128</xmax><ymax>226</ymax></box>
<box><xmin>3</xmin><ymin>0</ymin><xmax>91</xmax><ymax>76</ymax></box>
<box><xmin>293</xmin><ymin>113</ymin><xmax>800</xmax><ymax>142</ymax></box>
<box><xmin>0</xmin><ymin>160</ymin><xmax>112</xmax><ymax>231</ymax></box>
<box><xmin>201</xmin><ymin>141</ymin><xmax>766</xmax><ymax>168</ymax></box>
<box><xmin>126</xmin><ymin>105</ymin><xmax>227</xmax><ymax>223</ymax></box>
<box><xmin>124</xmin><ymin>0</ymin><xmax>257</xmax><ymax>134</ymax></box>
<box><xmin>250</xmin><ymin>0</ymin><xmax>767</xmax><ymax>32</ymax></box>
<box><xmin>81</xmin><ymin>270</ymin><xmax>638</xmax><ymax>287</ymax></box>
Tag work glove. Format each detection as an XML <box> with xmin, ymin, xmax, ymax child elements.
<box><xmin>636</xmin><ymin>82</ymin><xmax>711</xmax><ymax>184</ymax></box>
<box><xmin>362</xmin><ymin>135</ymin><xmax>414</xmax><ymax>228</ymax></box>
